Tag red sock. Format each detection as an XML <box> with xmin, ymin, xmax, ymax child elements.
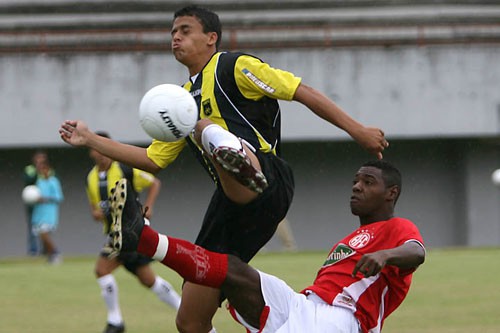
<box><xmin>137</xmin><ymin>225</ymin><xmax>159</xmax><ymax>257</ymax></box>
<box><xmin>137</xmin><ymin>225</ymin><xmax>228</xmax><ymax>288</ymax></box>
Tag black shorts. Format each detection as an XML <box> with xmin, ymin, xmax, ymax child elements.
<box><xmin>100</xmin><ymin>244</ymin><xmax>153</xmax><ymax>274</ymax></box>
<box><xmin>195</xmin><ymin>150</ymin><xmax>294</xmax><ymax>263</ymax></box>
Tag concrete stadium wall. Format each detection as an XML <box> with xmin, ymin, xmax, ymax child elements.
<box><xmin>1</xmin><ymin>45</ymin><xmax>500</xmax><ymax>147</ymax></box>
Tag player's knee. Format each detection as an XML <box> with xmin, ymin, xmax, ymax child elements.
<box><xmin>95</xmin><ymin>265</ymin><xmax>110</xmax><ymax>278</ymax></box>
<box><xmin>193</xmin><ymin>118</ymin><xmax>214</xmax><ymax>145</ymax></box>
<box><xmin>175</xmin><ymin>314</ymin><xmax>212</xmax><ymax>333</ymax></box>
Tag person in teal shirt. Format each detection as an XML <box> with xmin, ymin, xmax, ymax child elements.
<box><xmin>23</xmin><ymin>150</ymin><xmax>55</xmax><ymax>255</ymax></box>
<box><xmin>31</xmin><ymin>159</ymin><xmax>64</xmax><ymax>264</ymax></box>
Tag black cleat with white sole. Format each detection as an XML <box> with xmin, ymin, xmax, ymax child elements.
<box><xmin>103</xmin><ymin>322</ymin><xmax>125</xmax><ymax>333</ymax></box>
<box><xmin>109</xmin><ymin>178</ymin><xmax>145</xmax><ymax>253</ymax></box>
<box><xmin>212</xmin><ymin>146</ymin><xmax>268</xmax><ymax>193</ymax></box>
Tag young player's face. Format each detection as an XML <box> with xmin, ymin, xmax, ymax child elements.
<box><xmin>37</xmin><ymin>162</ymin><xmax>51</xmax><ymax>178</ymax></box>
<box><xmin>33</xmin><ymin>153</ymin><xmax>48</xmax><ymax>168</ymax></box>
<box><xmin>170</xmin><ymin>15</ymin><xmax>217</xmax><ymax>67</ymax></box>
<box><xmin>350</xmin><ymin>166</ymin><xmax>388</xmax><ymax>217</ymax></box>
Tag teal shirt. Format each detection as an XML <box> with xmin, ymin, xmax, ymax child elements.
<box><xmin>31</xmin><ymin>175</ymin><xmax>63</xmax><ymax>227</ymax></box>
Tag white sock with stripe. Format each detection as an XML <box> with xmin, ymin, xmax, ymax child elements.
<box><xmin>201</xmin><ymin>124</ymin><xmax>243</xmax><ymax>156</ymax></box>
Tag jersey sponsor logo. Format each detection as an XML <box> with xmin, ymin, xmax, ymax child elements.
<box><xmin>323</xmin><ymin>243</ymin><xmax>354</xmax><ymax>266</ymax></box>
<box><xmin>202</xmin><ymin>99</ymin><xmax>212</xmax><ymax>116</ymax></box>
<box><xmin>349</xmin><ymin>231</ymin><xmax>372</xmax><ymax>249</ymax></box>
<box><xmin>242</xmin><ymin>68</ymin><xmax>276</xmax><ymax>94</ymax></box>
<box><xmin>158</xmin><ymin>109</ymin><xmax>183</xmax><ymax>139</ymax></box>
<box><xmin>190</xmin><ymin>89</ymin><xmax>201</xmax><ymax>97</ymax></box>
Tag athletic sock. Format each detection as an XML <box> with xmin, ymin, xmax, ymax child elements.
<box><xmin>151</xmin><ymin>276</ymin><xmax>181</xmax><ymax>310</ymax></box>
<box><xmin>201</xmin><ymin>124</ymin><xmax>243</xmax><ymax>156</ymax></box>
<box><xmin>97</xmin><ymin>274</ymin><xmax>123</xmax><ymax>326</ymax></box>
<box><xmin>137</xmin><ymin>225</ymin><xmax>228</xmax><ymax>288</ymax></box>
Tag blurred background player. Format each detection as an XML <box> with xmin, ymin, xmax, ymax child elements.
<box><xmin>22</xmin><ymin>150</ymin><xmax>56</xmax><ymax>255</ymax></box>
<box><xmin>31</xmin><ymin>158</ymin><xmax>63</xmax><ymax>264</ymax></box>
<box><xmin>86</xmin><ymin>131</ymin><xmax>181</xmax><ymax>333</ymax></box>
<box><xmin>275</xmin><ymin>218</ymin><xmax>298</xmax><ymax>252</ymax></box>
<box><xmin>263</xmin><ymin>218</ymin><xmax>298</xmax><ymax>253</ymax></box>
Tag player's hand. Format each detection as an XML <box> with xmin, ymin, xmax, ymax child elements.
<box><xmin>91</xmin><ymin>209</ymin><xmax>105</xmax><ymax>221</ymax></box>
<box><xmin>143</xmin><ymin>206</ymin><xmax>153</xmax><ymax>219</ymax></box>
<box><xmin>59</xmin><ymin>120</ymin><xmax>91</xmax><ymax>147</ymax></box>
<box><xmin>353</xmin><ymin>127</ymin><xmax>389</xmax><ymax>160</ymax></box>
<box><xmin>352</xmin><ymin>251</ymin><xmax>388</xmax><ymax>278</ymax></box>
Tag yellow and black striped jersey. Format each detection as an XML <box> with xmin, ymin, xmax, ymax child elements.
<box><xmin>86</xmin><ymin>161</ymin><xmax>155</xmax><ymax>233</ymax></box>
<box><xmin>147</xmin><ymin>51</ymin><xmax>301</xmax><ymax>179</ymax></box>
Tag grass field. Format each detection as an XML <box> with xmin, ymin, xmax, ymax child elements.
<box><xmin>1</xmin><ymin>247</ymin><xmax>499</xmax><ymax>333</ymax></box>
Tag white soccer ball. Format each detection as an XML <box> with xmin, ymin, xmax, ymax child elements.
<box><xmin>139</xmin><ymin>84</ymin><xmax>198</xmax><ymax>142</ymax></box>
<box><xmin>22</xmin><ymin>185</ymin><xmax>41</xmax><ymax>205</ymax></box>
<box><xmin>491</xmin><ymin>169</ymin><xmax>500</xmax><ymax>186</ymax></box>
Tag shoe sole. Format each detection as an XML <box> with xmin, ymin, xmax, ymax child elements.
<box><xmin>109</xmin><ymin>178</ymin><xmax>128</xmax><ymax>252</ymax></box>
<box><xmin>212</xmin><ymin>146</ymin><xmax>268</xmax><ymax>193</ymax></box>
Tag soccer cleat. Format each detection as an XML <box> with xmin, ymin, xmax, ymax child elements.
<box><xmin>212</xmin><ymin>146</ymin><xmax>268</xmax><ymax>193</ymax></box>
<box><xmin>103</xmin><ymin>323</ymin><xmax>125</xmax><ymax>333</ymax></box>
<box><xmin>109</xmin><ymin>178</ymin><xmax>145</xmax><ymax>253</ymax></box>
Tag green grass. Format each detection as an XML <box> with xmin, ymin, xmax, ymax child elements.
<box><xmin>1</xmin><ymin>248</ymin><xmax>499</xmax><ymax>332</ymax></box>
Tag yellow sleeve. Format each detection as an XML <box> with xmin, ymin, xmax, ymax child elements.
<box><xmin>85</xmin><ymin>168</ymin><xmax>100</xmax><ymax>209</ymax></box>
<box><xmin>132</xmin><ymin>169</ymin><xmax>155</xmax><ymax>193</ymax></box>
<box><xmin>146</xmin><ymin>139</ymin><xmax>187</xmax><ymax>169</ymax></box>
<box><xmin>234</xmin><ymin>55</ymin><xmax>302</xmax><ymax>101</ymax></box>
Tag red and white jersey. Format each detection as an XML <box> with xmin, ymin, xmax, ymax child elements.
<box><xmin>302</xmin><ymin>217</ymin><xmax>424</xmax><ymax>333</ymax></box>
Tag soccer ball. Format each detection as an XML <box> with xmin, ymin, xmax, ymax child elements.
<box><xmin>491</xmin><ymin>169</ymin><xmax>500</xmax><ymax>186</ymax></box>
<box><xmin>22</xmin><ymin>185</ymin><xmax>41</xmax><ymax>205</ymax></box>
<box><xmin>139</xmin><ymin>84</ymin><xmax>198</xmax><ymax>142</ymax></box>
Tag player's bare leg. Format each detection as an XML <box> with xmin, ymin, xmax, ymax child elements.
<box><xmin>175</xmin><ymin>283</ymin><xmax>220</xmax><ymax>333</ymax></box>
<box><xmin>193</xmin><ymin>119</ymin><xmax>267</xmax><ymax>204</ymax></box>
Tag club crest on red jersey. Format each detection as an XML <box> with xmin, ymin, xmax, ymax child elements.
<box><xmin>349</xmin><ymin>230</ymin><xmax>373</xmax><ymax>249</ymax></box>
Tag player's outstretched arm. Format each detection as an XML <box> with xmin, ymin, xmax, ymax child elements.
<box><xmin>352</xmin><ymin>241</ymin><xmax>425</xmax><ymax>278</ymax></box>
<box><xmin>59</xmin><ymin>120</ymin><xmax>161</xmax><ymax>173</ymax></box>
<box><xmin>293</xmin><ymin>83</ymin><xmax>389</xmax><ymax>159</ymax></box>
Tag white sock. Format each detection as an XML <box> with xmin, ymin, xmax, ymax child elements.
<box><xmin>151</xmin><ymin>276</ymin><xmax>181</xmax><ymax>310</ymax></box>
<box><xmin>208</xmin><ymin>328</ymin><xmax>217</xmax><ymax>333</ymax></box>
<box><xmin>201</xmin><ymin>124</ymin><xmax>242</xmax><ymax>156</ymax></box>
<box><xmin>97</xmin><ymin>274</ymin><xmax>123</xmax><ymax>325</ymax></box>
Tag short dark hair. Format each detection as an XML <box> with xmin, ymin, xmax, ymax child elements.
<box><xmin>363</xmin><ymin>160</ymin><xmax>402</xmax><ymax>202</ymax></box>
<box><xmin>174</xmin><ymin>5</ymin><xmax>222</xmax><ymax>50</ymax></box>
